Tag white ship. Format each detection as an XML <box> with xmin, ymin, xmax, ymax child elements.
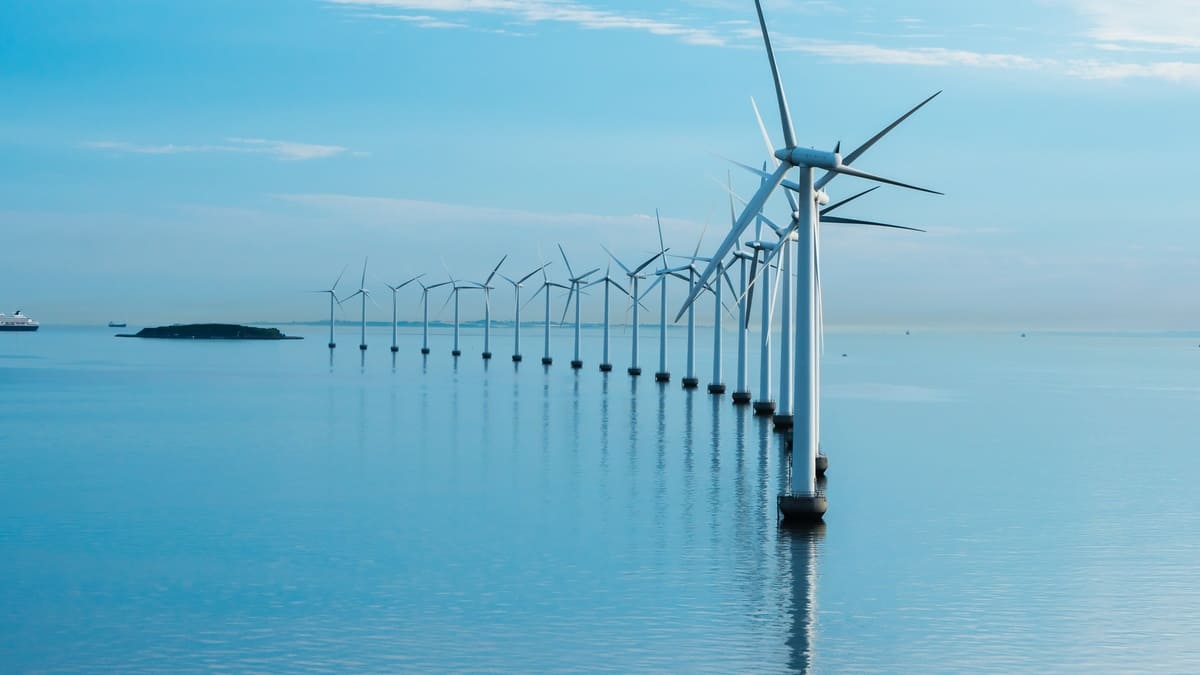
<box><xmin>0</xmin><ymin>311</ymin><xmax>39</xmax><ymax>332</ymax></box>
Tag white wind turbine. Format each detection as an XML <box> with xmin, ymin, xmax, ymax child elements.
<box><xmin>557</xmin><ymin>244</ymin><xmax>600</xmax><ymax>369</ymax></box>
<box><xmin>439</xmin><ymin>276</ymin><xmax>480</xmax><ymax>358</ymax></box>
<box><xmin>583</xmin><ymin>265</ymin><xmax>631</xmax><ymax>373</ymax></box>
<box><xmin>604</xmin><ymin>246</ymin><xmax>666</xmax><ymax>377</ymax></box>
<box><xmin>314</xmin><ymin>265</ymin><xmax>347</xmax><ymax>349</ymax></box>
<box><xmin>479</xmin><ymin>256</ymin><xmax>507</xmax><ymax>360</ymax></box>
<box><xmin>677</xmin><ymin>0</ymin><xmax>940</xmax><ymax>522</ymax></box>
<box><xmin>499</xmin><ymin>263</ymin><xmax>549</xmax><ymax>362</ymax></box>
<box><xmin>340</xmin><ymin>258</ymin><xmax>374</xmax><ymax>351</ymax></box>
<box><xmin>658</xmin><ymin>227</ymin><xmax>708</xmax><ymax>389</ymax></box>
<box><xmin>526</xmin><ymin>268</ymin><xmax>569</xmax><ymax>366</ymax></box>
<box><xmin>384</xmin><ymin>274</ymin><xmax>423</xmax><ymax>353</ymax></box>
<box><xmin>643</xmin><ymin>210</ymin><xmax>673</xmax><ymax>383</ymax></box>
<box><xmin>417</xmin><ymin>279</ymin><xmax>451</xmax><ymax>355</ymax></box>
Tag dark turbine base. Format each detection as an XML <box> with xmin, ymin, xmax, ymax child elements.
<box><xmin>815</xmin><ymin>453</ymin><xmax>828</xmax><ymax>476</ymax></box>
<box><xmin>328</xmin><ymin>343</ymin><xmax>336</xmax><ymax>349</ymax></box>
<box><xmin>452</xmin><ymin>350</ymin><xmax>461</xmax><ymax>357</ymax></box>
<box><xmin>512</xmin><ymin>354</ymin><xmax>522</xmax><ymax>362</ymax></box>
<box><xmin>542</xmin><ymin>357</ymin><xmax>553</xmax><ymax>365</ymax></box>
<box><xmin>708</xmin><ymin>383</ymin><xmax>726</xmax><ymax>395</ymax></box>
<box><xmin>628</xmin><ymin>367</ymin><xmax>642</xmax><ymax>376</ymax></box>
<box><xmin>421</xmin><ymin>347</ymin><xmax>430</xmax><ymax>355</ymax></box>
<box><xmin>599</xmin><ymin>363</ymin><xmax>613</xmax><ymax>372</ymax></box>
<box><xmin>390</xmin><ymin>346</ymin><xmax>399</xmax><ymax>353</ymax></box>
<box><xmin>655</xmin><ymin>372</ymin><xmax>670</xmax><ymax>383</ymax></box>
<box><xmin>571</xmin><ymin>360</ymin><xmax>583</xmax><ymax>369</ymax></box>
<box><xmin>753</xmin><ymin>400</ymin><xmax>776</xmax><ymax>416</ymax></box>
<box><xmin>681</xmin><ymin>377</ymin><xmax>699</xmax><ymax>389</ymax></box>
<box><xmin>359</xmin><ymin>344</ymin><xmax>367</xmax><ymax>351</ymax></box>
<box><xmin>778</xmin><ymin>494</ymin><xmax>827</xmax><ymax>523</ymax></box>
<box><xmin>773</xmin><ymin>414</ymin><xmax>794</xmax><ymax>431</ymax></box>
<box><xmin>482</xmin><ymin>352</ymin><xmax>492</xmax><ymax>360</ymax></box>
<box><xmin>731</xmin><ymin>391</ymin><xmax>752</xmax><ymax>405</ymax></box>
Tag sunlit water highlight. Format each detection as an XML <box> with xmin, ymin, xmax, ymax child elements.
<box><xmin>2</xmin><ymin>325</ymin><xmax>1199</xmax><ymax>672</ymax></box>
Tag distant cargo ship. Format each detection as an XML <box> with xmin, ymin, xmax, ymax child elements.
<box><xmin>108</xmin><ymin>321</ymin><xmax>127</xmax><ymax>328</ymax></box>
<box><xmin>0</xmin><ymin>310</ymin><xmax>39</xmax><ymax>332</ymax></box>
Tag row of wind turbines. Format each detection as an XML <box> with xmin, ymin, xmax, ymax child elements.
<box><xmin>315</xmin><ymin>0</ymin><xmax>942</xmax><ymax>522</ymax></box>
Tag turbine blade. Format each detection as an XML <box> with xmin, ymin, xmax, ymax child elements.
<box><xmin>639</xmin><ymin>274</ymin><xmax>663</xmax><ymax>303</ymax></box>
<box><xmin>820</xmin><ymin>186</ymin><xmax>880</xmax><ymax>215</ymax></box>
<box><xmin>745</xmin><ymin>254</ymin><xmax>759</xmax><ymax>328</ymax></box>
<box><xmin>485</xmin><ymin>255</ymin><xmax>507</xmax><ymax>285</ymax></box>
<box><xmin>557</xmin><ymin>244</ymin><xmax>575</xmax><ymax>280</ymax></box>
<box><xmin>360</xmin><ymin>257</ymin><xmax>368</xmax><ymax>288</ymax></box>
<box><xmin>821</xmin><ymin>215</ymin><xmax>926</xmax><ymax>232</ymax></box>
<box><xmin>674</xmin><ymin>162</ymin><xmax>790</xmax><ymax>322</ymax></box>
<box><xmin>815</xmin><ymin>90</ymin><xmax>942</xmax><ymax>191</ymax></box>
<box><xmin>633</xmin><ymin>249</ymin><xmax>666</xmax><ymax>275</ymax></box>
<box><xmin>750</xmin><ymin>97</ymin><xmax>779</xmax><ymax>167</ymax></box>
<box><xmin>601</xmin><ymin>244</ymin><xmax>634</xmax><ymax>276</ymax></box>
<box><xmin>396</xmin><ymin>273</ymin><xmax>424</xmax><ymax>289</ymax></box>
<box><xmin>753</xmin><ymin>0</ymin><xmax>796</xmax><ymax>149</ymax></box>
<box><xmin>655</xmin><ymin>209</ymin><xmax>667</xmax><ymax>259</ymax></box>
<box><xmin>830</xmin><ymin>164</ymin><xmax>943</xmax><ymax>195</ymax></box>
<box><xmin>559</xmin><ymin>285</ymin><xmax>575</xmax><ymax>325</ymax></box>
<box><xmin>519</xmin><ymin>263</ymin><xmax>550</xmax><ymax>284</ymax></box>
<box><xmin>577</xmin><ymin>267</ymin><xmax>601</xmax><ymax>281</ymax></box>
<box><xmin>331</xmin><ymin>264</ymin><xmax>348</xmax><ymax>291</ymax></box>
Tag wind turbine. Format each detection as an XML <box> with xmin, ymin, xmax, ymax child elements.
<box><xmin>384</xmin><ymin>274</ymin><xmax>423</xmax><ymax>353</ymax></box>
<box><xmin>499</xmin><ymin>263</ymin><xmax>549</xmax><ymax>362</ymax></box>
<box><xmin>526</xmin><ymin>268</ymin><xmax>569</xmax><ymax>365</ymax></box>
<box><xmin>557</xmin><ymin>245</ymin><xmax>599</xmax><ymax>369</ymax></box>
<box><xmin>584</xmin><ymin>266</ymin><xmax>630</xmax><ymax>373</ymax></box>
<box><xmin>677</xmin><ymin>0</ymin><xmax>941</xmax><ymax>522</ymax></box>
<box><xmin>314</xmin><ymin>265</ymin><xmax>346</xmax><ymax>349</ymax></box>
<box><xmin>479</xmin><ymin>256</ymin><xmax>507</xmax><ymax>360</ymax></box>
<box><xmin>440</xmin><ymin>277</ymin><xmax>480</xmax><ymax>358</ymax></box>
<box><xmin>604</xmin><ymin>245</ymin><xmax>665</xmax><ymax>376</ymax></box>
<box><xmin>646</xmin><ymin>210</ymin><xmax>673</xmax><ymax>383</ymax></box>
<box><xmin>417</xmin><ymin>279</ymin><xmax>451</xmax><ymax>354</ymax></box>
<box><xmin>340</xmin><ymin>258</ymin><xmax>373</xmax><ymax>351</ymax></box>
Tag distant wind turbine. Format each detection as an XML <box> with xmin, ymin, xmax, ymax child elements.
<box><xmin>584</xmin><ymin>266</ymin><xmax>630</xmax><ymax>373</ymax></box>
<box><xmin>479</xmin><ymin>256</ymin><xmax>507</xmax><ymax>360</ymax></box>
<box><xmin>604</xmin><ymin>245</ymin><xmax>665</xmax><ymax>377</ymax></box>
<box><xmin>499</xmin><ymin>263</ymin><xmax>549</xmax><ymax>362</ymax></box>
<box><xmin>340</xmin><ymin>258</ymin><xmax>373</xmax><ymax>351</ymax></box>
<box><xmin>384</xmin><ymin>274</ymin><xmax>423</xmax><ymax>353</ymax></box>
<box><xmin>557</xmin><ymin>244</ymin><xmax>599</xmax><ymax>369</ymax></box>
<box><xmin>314</xmin><ymin>265</ymin><xmax>347</xmax><ymax>349</ymax></box>
<box><xmin>526</xmin><ymin>268</ymin><xmax>569</xmax><ymax>366</ymax></box>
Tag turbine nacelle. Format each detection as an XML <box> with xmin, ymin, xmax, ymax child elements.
<box><xmin>776</xmin><ymin>147</ymin><xmax>842</xmax><ymax>170</ymax></box>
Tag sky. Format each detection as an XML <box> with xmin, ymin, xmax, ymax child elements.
<box><xmin>3</xmin><ymin>0</ymin><xmax>1200</xmax><ymax>329</ymax></box>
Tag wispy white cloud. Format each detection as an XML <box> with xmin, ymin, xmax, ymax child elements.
<box><xmin>81</xmin><ymin>137</ymin><xmax>356</xmax><ymax>161</ymax></box>
<box><xmin>1059</xmin><ymin>0</ymin><xmax>1200</xmax><ymax>51</ymax></box>
<box><xmin>326</xmin><ymin>0</ymin><xmax>728</xmax><ymax>46</ymax></box>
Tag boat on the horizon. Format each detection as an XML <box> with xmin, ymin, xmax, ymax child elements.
<box><xmin>0</xmin><ymin>310</ymin><xmax>39</xmax><ymax>332</ymax></box>
<box><xmin>108</xmin><ymin>321</ymin><xmax>127</xmax><ymax>328</ymax></box>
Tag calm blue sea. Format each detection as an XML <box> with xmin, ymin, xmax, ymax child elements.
<box><xmin>2</xmin><ymin>324</ymin><xmax>1199</xmax><ymax>672</ymax></box>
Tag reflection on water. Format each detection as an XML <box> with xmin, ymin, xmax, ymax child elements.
<box><xmin>4</xmin><ymin>327</ymin><xmax>1200</xmax><ymax>671</ymax></box>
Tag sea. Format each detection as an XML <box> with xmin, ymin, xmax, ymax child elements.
<box><xmin>2</xmin><ymin>324</ymin><xmax>1199</xmax><ymax>673</ymax></box>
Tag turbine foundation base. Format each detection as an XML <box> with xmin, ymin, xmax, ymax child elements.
<box><xmin>512</xmin><ymin>354</ymin><xmax>522</xmax><ymax>362</ymax></box>
<box><xmin>421</xmin><ymin>347</ymin><xmax>430</xmax><ymax>355</ymax></box>
<box><xmin>541</xmin><ymin>357</ymin><xmax>553</xmax><ymax>365</ymax></box>
<box><xmin>655</xmin><ymin>372</ymin><xmax>670</xmax><ymax>383</ymax></box>
<box><xmin>681</xmin><ymin>377</ymin><xmax>699</xmax><ymax>389</ymax></box>
<box><xmin>773</xmin><ymin>414</ymin><xmax>794</xmax><ymax>431</ymax></box>
<box><xmin>628</xmin><ymin>367</ymin><xmax>642</xmax><ymax>376</ymax></box>
<box><xmin>599</xmin><ymin>363</ymin><xmax>613</xmax><ymax>372</ymax></box>
<box><xmin>815</xmin><ymin>453</ymin><xmax>828</xmax><ymax>476</ymax></box>
<box><xmin>359</xmin><ymin>344</ymin><xmax>367</xmax><ymax>351</ymax></box>
<box><xmin>390</xmin><ymin>346</ymin><xmax>399</xmax><ymax>353</ymax></box>
<box><xmin>778</xmin><ymin>494</ymin><xmax>827</xmax><ymax>523</ymax></box>
<box><xmin>482</xmin><ymin>352</ymin><xmax>492</xmax><ymax>360</ymax></box>
<box><xmin>732</xmin><ymin>391</ymin><xmax>752</xmax><ymax>404</ymax></box>
<box><xmin>753</xmin><ymin>400</ymin><xmax>776</xmax><ymax>416</ymax></box>
<box><xmin>708</xmin><ymin>383</ymin><xmax>726</xmax><ymax>395</ymax></box>
<box><xmin>328</xmin><ymin>343</ymin><xmax>336</xmax><ymax>349</ymax></box>
<box><xmin>571</xmin><ymin>360</ymin><xmax>583</xmax><ymax>369</ymax></box>
<box><xmin>451</xmin><ymin>349</ymin><xmax>461</xmax><ymax>357</ymax></box>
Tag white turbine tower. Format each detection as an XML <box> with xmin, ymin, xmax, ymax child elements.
<box><xmin>677</xmin><ymin>0</ymin><xmax>940</xmax><ymax>523</ymax></box>
<box><xmin>417</xmin><ymin>280</ymin><xmax>451</xmax><ymax>355</ymax></box>
<box><xmin>439</xmin><ymin>279</ymin><xmax>478</xmax><ymax>358</ymax></box>
<box><xmin>479</xmin><ymin>255</ymin><xmax>507</xmax><ymax>360</ymax></box>
<box><xmin>384</xmin><ymin>274</ymin><xmax>423</xmax><ymax>353</ymax></box>
<box><xmin>557</xmin><ymin>244</ymin><xmax>600</xmax><ymax>369</ymax></box>
<box><xmin>604</xmin><ymin>246</ymin><xmax>665</xmax><ymax>377</ymax></box>
<box><xmin>648</xmin><ymin>210</ymin><xmax>673</xmax><ymax>383</ymax></box>
<box><xmin>499</xmin><ymin>263</ymin><xmax>549</xmax><ymax>363</ymax></box>
<box><xmin>584</xmin><ymin>266</ymin><xmax>630</xmax><ymax>373</ymax></box>
<box><xmin>314</xmin><ymin>265</ymin><xmax>347</xmax><ymax>350</ymax></box>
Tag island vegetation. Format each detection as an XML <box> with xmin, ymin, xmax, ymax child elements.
<box><xmin>116</xmin><ymin>323</ymin><xmax>302</xmax><ymax>340</ymax></box>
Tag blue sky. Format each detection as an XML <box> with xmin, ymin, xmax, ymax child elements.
<box><xmin>3</xmin><ymin>0</ymin><xmax>1200</xmax><ymax>329</ymax></box>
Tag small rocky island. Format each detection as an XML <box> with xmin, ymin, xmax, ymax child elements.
<box><xmin>116</xmin><ymin>323</ymin><xmax>302</xmax><ymax>340</ymax></box>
